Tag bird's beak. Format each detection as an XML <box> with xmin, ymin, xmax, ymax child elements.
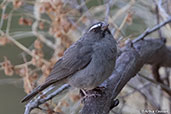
<box><xmin>101</xmin><ymin>23</ymin><xmax>109</xmax><ymax>31</ymax></box>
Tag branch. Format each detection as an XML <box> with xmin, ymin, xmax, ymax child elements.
<box><xmin>0</xmin><ymin>1</ymin><xmax>7</xmax><ymax>30</ymax></box>
<box><xmin>24</xmin><ymin>84</ymin><xmax>70</xmax><ymax>114</ymax></box>
<box><xmin>32</xmin><ymin>3</ymin><xmax>56</xmax><ymax>50</ymax></box>
<box><xmin>133</xmin><ymin>17</ymin><xmax>171</xmax><ymax>43</ymax></box>
<box><xmin>139</xmin><ymin>73</ymin><xmax>171</xmax><ymax>95</ymax></box>
<box><xmin>81</xmin><ymin>38</ymin><xmax>171</xmax><ymax>114</ymax></box>
<box><xmin>0</xmin><ymin>30</ymin><xmax>49</xmax><ymax>65</ymax></box>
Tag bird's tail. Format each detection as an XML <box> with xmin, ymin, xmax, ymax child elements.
<box><xmin>21</xmin><ymin>80</ymin><xmax>57</xmax><ymax>103</ymax></box>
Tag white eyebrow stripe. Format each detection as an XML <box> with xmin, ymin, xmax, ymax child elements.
<box><xmin>88</xmin><ymin>23</ymin><xmax>102</xmax><ymax>32</ymax></box>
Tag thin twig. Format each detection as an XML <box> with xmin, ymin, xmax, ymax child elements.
<box><xmin>111</xmin><ymin>0</ymin><xmax>135</xmax><ymax>22</ymax></box>
<box><xmin>0</xmin><ymin>2</ymin><xmax>7</xmax><ymax>30</ymax></box>
<box><xmin>6</xmin><ymin>10</ymin><xmax>14</xmax><ymax>34</ymax></box>
<box><xmin>157</xmin><ymin>0</ymin><xmax>170</xmax><ymax>19</ymax></box>
<box><xmin>155</xmin><ymin>2</ymin><xmax>163</xmax><ymax>38</ymax></box>
<box><xmin>0</xmin><ymin>30</ymin><xmax>49</xmax><ymax>65</ymax></box>
<box><xmin>119</xmin><ymin>82</ymin><xmax>151</xmax><ymax>99</ymax></box>
<box><xmin>128</xmin><ymin>77</ymin><xmax>161</xmax><ymax>109</ymax></box>
<box><xmin>32</xmin><ymin>3</ymin><xmax>56</xmax><ymax>50</ymax></box>
<box><xmin>133</xmin><ymin>17</ymin><xmax>171</xmax><ymax>43</ymax></box>
<box><xmin>114</xmin><ymin>12</ymin><xmax>131</xmax><ymax>39</ymax></box>
<box><xmin>138</xmin><ymin>73</ymin><xmax>171</xmax><ymax>94</ymax></box>
<box><xmin>22</xmin><ymin>54</ymin><xmax>34</xmax><ymax>93</ymax></box>
<box><xmin>104</xmin><ymin>0</ymin><xmax>112</xmax><ymax>23</ymax></box>
<box><xmin>24</xmin><ymin>84</ymin><xmax>70</xmax><ymax>114</ymax></box>
<box><xmin>0</xmin><ymin>61</ymin><xmax>32</xmax><ymax>71</ymax></box>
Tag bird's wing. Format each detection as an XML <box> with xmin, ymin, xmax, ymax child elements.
<box><xmin>45</xmin><ymin>40</ymin><xmax>93</xmax><ymax>83</ymax></box>
<box><xmin>21</xmin><ymin>40</ymin><xmax>93</xmax><ymax>103</ymax></box>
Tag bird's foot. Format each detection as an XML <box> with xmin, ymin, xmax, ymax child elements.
<box><xmin>92</xmin><ymin>86</ymin><xmax>106</xmax><ymax>92</ymax></box>
<box><xmin>80</xmin><ymin>87</ymin><xmax>106</xmax><ymax>103</ymax></box>
<box><xmin>81</xmin><ymin>93</ymin><xmax>101</xmax><ymax>103</ymax></box>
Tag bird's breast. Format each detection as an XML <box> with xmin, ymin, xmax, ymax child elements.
<box><xmin>68</xmin><ymin>40</ymin><xmax>116</xmax><ymax>90</ymax></box>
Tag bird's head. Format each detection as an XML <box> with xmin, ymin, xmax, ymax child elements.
<box><xmin>88</xmin><ymin>22</ymin><xmax>110</xmax><ymax>33</ymax></box>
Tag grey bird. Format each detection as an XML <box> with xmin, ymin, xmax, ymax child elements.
<box><xmin>21</xmin><ymin>22</ymin><xmax>117</xmax><ymax>103</ymax></box>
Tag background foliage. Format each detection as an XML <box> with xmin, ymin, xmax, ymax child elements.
<box><xmin>0</xmin><ymin>0</ymin><xmax>170</xmax><ymax>114</ymax></box>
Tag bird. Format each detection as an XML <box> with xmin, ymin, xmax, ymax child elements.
<box><xmin>21</xmin><ymin>22</ymin><xmax>117</xmax><ymax>103</ymax></box>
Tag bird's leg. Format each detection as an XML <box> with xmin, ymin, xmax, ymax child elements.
<box><xmin>80</xmin><ymin>89</ymin><xmax>89</xmax><ymax>103</ymax></box>
<box><xmin>80</xmin><ymin>89</ymin><xmax>102</xmax><ymax>97</ymax></box>
<box><xmin>80</xmin><ymin>89</ymin><xmax>87</xmax><ymax>97</ymax></box>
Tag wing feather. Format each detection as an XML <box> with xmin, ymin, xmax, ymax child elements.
<box><xmin>21</xmin><ymin>40</ymin><xmax>93</xmax><ymax>102</ymax></box>
<box><xmin>45</xmin><ymin>40</ymin><xmax>93</xmax><ymax>83</ymax></box>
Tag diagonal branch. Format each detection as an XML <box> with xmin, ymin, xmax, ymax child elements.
<box><xmin>0</xmin><ymin>30</ymin><xmax>49</xmax><ymax>65</ymax></box>
<box><xmin>81</xmin><ymin>38</ymin><xmax>171</xmax><ymax>114</ymax></box>
<box><xmin>24</xmin><ymin>84</ymin><xmax>70</xmax><ymax>114</ymax></box>
<box><xmin>133</xmin><ymin>16</ymin><xmax>171</xmax><ymax>43</ymax></box>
